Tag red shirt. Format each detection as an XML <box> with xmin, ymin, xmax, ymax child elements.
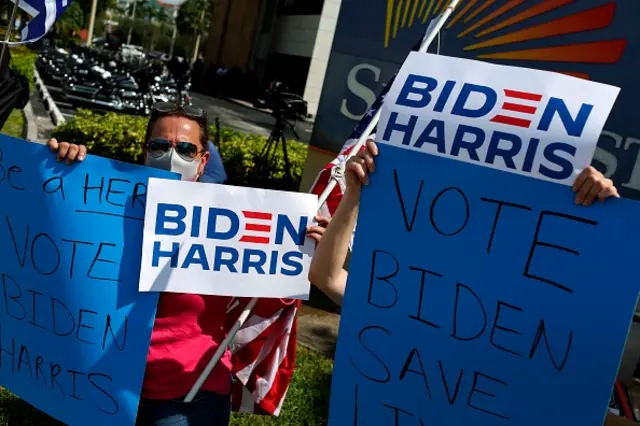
<box><xmin>141</xmin><ymin>293</ymin><xmax>233</xmax><ymax>400</ymax></box>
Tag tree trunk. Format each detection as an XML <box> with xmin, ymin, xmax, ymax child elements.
<box><xmin>191</xmin><ymin>6</ymin><xmax>206</xmax><ymax>65</ymax></box>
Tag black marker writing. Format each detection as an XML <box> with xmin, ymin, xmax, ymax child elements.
<box><xmin>348</xmin><ymin>325</ymin><xmax>513</xmax><ymax>420</ymax></box>
<box><xmin>0</xmin><ymin>324</ymin><xmax>120</xmax><ymax>415</ymax></box>
<box><xmin>88</xmin><ymin>242</ymin><xmax>121</xmax><ymax>282</ymax></box>
<box><xmin>438</xmin><ymin>360</ymin><xmax>463</xmax><ymax>405</ymax></box>
<box><xmin>399</xmin><ymin>348</ymin><xmax>432</xmax><ymax>400</ymax></box>
<box><xmin>1</xmin><ymin>272</ymin><xmax>128</xmax><ymax>351</ymax></box>
<box><xmin>350</xmin><ymin>325</ymin><xmax>392</xmax><ymax>383</ymax></box>
<box><xmin>105</xmin><ymin>178</ymin><xmax>130</xmax><ymax>207</ymax></box>
<box><xmin>451</xmin><ymin>282</ymin><xmax>487</xmax><ymax>342</ymax></box>
<box><xmin>524</xmin><ymin>211</ymin><xmax>597</xmax><ymax>294</ymax></box>
<box><xmin>6</xmin><ymin>215</ymin><xmax>60</xmax><ymax>276</ymax></box>
<box><xmin>408</xmin><ymin>266</ymin><xmax>442</xmax><ymax>329</ymax></box>
<box><xmin>383</xmin><ymin>403</ymin><xmax>424</xmax><ymax>426</ymax></box>
<box><xmin>429</xmin><ymin>187</ymin><xmax>469</xmax><ymax>237</ymax></box>
<box><xmin>529</xmin><ymin>319</ymin><xmax>572</xmax><ymax>371</ymax></box>
<box><xmin>480</xmin><ymin>197</ymin><xmax>532</xmax><ymax>254</ymax></box>
<box><xmin>5</xmin><ymin>215</ymin><xmax>121</xmax><ymax>281</ymax></box>
<box><xmin>83</xmin><ymin>174</ymin><xmax>105</xmax><ymax>204</ymax></box>
<box><xmin>82</xmin><ymin>173</ymin><xmax>147</xmax><ymax>212</ymax></box>
<box><xmin>393</xmin><ymin>169</ymin><xmax>424</xmax><ymax>232</ymax></box>
<box><xmin>467</xmin><ymin>371</ymin><xmax>510</xmax><ymax>420</ymax></box>
<box><xmin>42</xmin><ymin>176</ymin><xmax>66</xmax><ymax>201</ymax></box>
<box><xmin>490</xmin><ymin>301</ymin><xmax>523</xmax><ymax>357</ymax></box>
<box><xmin>0</xmin><ymin>148</ymin><xmax>27</xmax><ymax>191</ymax></box>
<box><xmin>368</xmin><ymin>250</ymin><xmax>399</xmax><ymax>309</ymax></box>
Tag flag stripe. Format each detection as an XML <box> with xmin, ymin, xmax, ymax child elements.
<box><xmin>10</xmin><ymin>0</ymin><xmax>68</xmax><ymax>44</ymax></box>
<box><xmin>228</xmin><ymin>296</ymin><xmax>299</xmax><ymax>416</ymax></box>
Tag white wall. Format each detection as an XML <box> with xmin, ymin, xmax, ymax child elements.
<box><xmin>303</xmin><ymin>0</ymin><xmax>342</xmax><ymax>116</ymax></box>
<box><xmin>270</xmin><ymin>15</ymin><xmax>321</xmax><ymax>58</ymax></box>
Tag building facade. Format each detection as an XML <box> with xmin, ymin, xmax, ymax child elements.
<box><xmin>201</xmin><ymin>0</ymin><xmax>340</xmax><ymax>117</ymax></box>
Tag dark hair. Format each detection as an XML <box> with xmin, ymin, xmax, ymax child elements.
<box><xmin>144</xmin><ymin>109</ymin><xmax>209</xmax><ymax>150</ymax></box>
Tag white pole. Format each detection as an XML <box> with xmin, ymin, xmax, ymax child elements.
<box><xmin>315</xmin><ymin>0</ymin><xmax>461</xmax><ymax>208</ymax></box>
<box><xmin>184</xmin><ymin>297</ymin><xmax>258</xmax><ymax>402</ymax></box>
<box><xmin>183</xmin><ymin>0</ymin><xmax>461</xmax><ymax>403</ymax></box>
<box><xmin>0</xmin><ymin>0</ymin><xmax>21</xmax><ymax>71</ymax></box>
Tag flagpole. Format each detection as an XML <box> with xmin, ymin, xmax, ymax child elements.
<box><xmin>315</xmin><ymin>0</ymin><xmax>461</xmax><ymax>208</ymax></box>
<box><xmin>0</xmin><ymin>0</ymin><xmax>21</xmax><ymax>72</ymax></box>
<box><xmin>183</xmin><ymin>0</ymin><xmax>462</xmax><ymax>404</ymax></box>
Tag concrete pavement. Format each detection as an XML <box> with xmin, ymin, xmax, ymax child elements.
<box><xmin>189</xmin><ymin>92</ymin><xmax>314</xmax><ymax>144</ymax></box>
<box><xmin>297</xmin><ymin>305</ymin><xmax>340</xmax><ymax>359</ymax></box>
<box><xmin>25</xmin><ymin>91</ymin><xmax>57</xmax><ymax>144</ymax></box>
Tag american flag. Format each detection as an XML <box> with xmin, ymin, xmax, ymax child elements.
<box><xmin>8</xmin><ymin>0</ymin><xmax>70</xmax><ymax>45</ymax></box>
<box><xmin>225</xmin><ymin>296</ymin><xmax>300</xmax><ymax>415</ymax></box>
<box><xmin>310</xmin><ymin>37</ymin><xmax>426</xmax><ymax>226</ymax></box>
<box><xmin>223</xmin><ymin>35</ymin><xmax>427</xmax><ymax>417</ymax></box>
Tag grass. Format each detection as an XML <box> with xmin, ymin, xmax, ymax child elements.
<box><xmin>231</xmin><ymin>346</ymin><xmax>333</xmax><ymax>426</ymax></box>
<box><xmin>0</xmin><ymin>109</ymin><xmax>25</xmax><ymax>139</ymax></box>
<box><xmin>0</xmin><ymin>346</ymin><xmax>334</xmax><ymax>426</ymax></box>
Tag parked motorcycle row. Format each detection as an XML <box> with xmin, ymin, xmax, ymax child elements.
<box><xmin>36</xmin><ymin>44</ymin><xmax>190</xmax><ymax>116</ymax></box>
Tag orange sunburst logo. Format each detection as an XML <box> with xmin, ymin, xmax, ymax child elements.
<box><xmin>383</xmin><ymin>0</ymin><xmax>627</xmax><ymax>81</ymax></box>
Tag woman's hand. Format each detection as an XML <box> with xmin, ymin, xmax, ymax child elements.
<box><xmin>345</xmin><ymin>139</ymin><xmax>378</xmax><ymax>190</ymax></box>
<box><xmin>573</xmin><ymin>166</ymin><xmax>619</xmax><ymax>206</ymax></box>
<box><xmin>47</xmin><ymin>138</ymin><xmax>87</xmax><ymax>164</ymax></box>
<box><xmin>306</xmin><ymin>215</ymin><xmax>330</xmax><ymax>243</ymax></box>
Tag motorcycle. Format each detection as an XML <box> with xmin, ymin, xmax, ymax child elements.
<box><xmin>38</xmin><ymin>43</ymin><xmax>192</xmax><ymax>116</ymax></box>
<box><xmin>150</xmin><ymin>75</ymin><xmax>191</xmax><ymax>104</ymax></box>
<box><xmin>62</xmin><ymin>64</ymin><xmax>151</xmax><ymax>116</ymax></box>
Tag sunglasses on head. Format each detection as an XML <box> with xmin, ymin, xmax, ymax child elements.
<box><xmin>145</xmin><ymin>138</ymin><xmax>203</xmax><ymax>161</ymax></box>
<box><xmin>153</xmin><ymin>101</ymin><xmax>206</xmax><ymax>120</ymax></box>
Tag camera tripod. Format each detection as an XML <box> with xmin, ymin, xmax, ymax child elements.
<box><xmin>254</xmin><ymin>111</ymin><xmax>299</xmax><ymax>189</ymax></box>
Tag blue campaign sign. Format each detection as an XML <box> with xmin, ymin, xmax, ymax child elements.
<box><xmin>0</xmin><ymin>135</ymin><xmax>177</xmax><ymax>425</ymax></box>
<box><xmin>329</xmin><ymin>143</ymin><xmax>640</xmax><ymax>425</ymax></box>
<box><xmin>310</xmin><ymin>0</ymin><xmax>640</xmax><ymax>201</ymax></box>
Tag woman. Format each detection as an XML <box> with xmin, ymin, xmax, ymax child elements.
<box><xmin>48</xmin><ymin>102</ymin><xmax>328</xmax><ymax>426</ymax></box>
<box><xmin>308</xmin><ymin>139</ymin><xmax>621</xmax><ymax>306</ymax></box>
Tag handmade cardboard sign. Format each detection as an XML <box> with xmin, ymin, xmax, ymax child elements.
<box><xmin>139</xmin><ymin>179</ymin><xmax>317</xmax><ymax>299</ymax></box>
<box><xmin>330</xmin><ymin>143</ymin><xmax>640</xmax><ymax>425</ymax></box>
<box><xmin>329</xmin><ymin>54</ymin><xmax>638</xmax><ymax>426</ymax></box>
<box><xmin>0</xmin><ymin>135</ymin><xmax>176</xmax><ymax>426</ymax></box>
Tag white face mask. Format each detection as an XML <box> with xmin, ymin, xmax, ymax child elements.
<box><xmin>145</xmin><ymin>149</ymin><xmax>202</xmax><ymax>181</ymax></box>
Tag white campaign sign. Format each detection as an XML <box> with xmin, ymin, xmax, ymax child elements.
<box><xmin>139</xmin><ymin>179</ymin><xmax>318</xmax><ymax>299</ymax></box>
<box><xmin>378</xmin><ymin>52</ymin><xmax>621</xmax><ymax>185</ymax></box>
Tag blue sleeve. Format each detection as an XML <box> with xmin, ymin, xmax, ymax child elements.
<box><xmin>200</xmin><ymin>141</ymin><xmax>228</xmax><ymax>184</ymax></box>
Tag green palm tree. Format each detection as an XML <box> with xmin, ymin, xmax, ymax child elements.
<box><xmin>53</xmin><ymin>2</ymin><xmax>85</xmax><ymax>41</ymax></box>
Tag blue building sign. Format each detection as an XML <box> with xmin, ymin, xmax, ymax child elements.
<box><xmin>310</xmin><ymin>0</ymin><xmax>640</xmax><ymax>200</ymax></box>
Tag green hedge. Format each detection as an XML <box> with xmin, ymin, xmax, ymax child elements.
<box><xmin>9</xmin><ymin>47</ymin><xmax>37</xmax><ymax>92</ymax></box>
<box><xmin>52</xmin><ymin>110</ymin><xmax>308</xmax><ymax>190</ymax></box>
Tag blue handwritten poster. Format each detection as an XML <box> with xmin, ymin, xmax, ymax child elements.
<box><xmin>0</xmin><ymin>135</ymin><xmax>177</xmax><ymax>426</ymax></box>
<box><xmin>329</xmin><ymin>143</ymin><xmax>640</xmax><ymax>425</ymax></box>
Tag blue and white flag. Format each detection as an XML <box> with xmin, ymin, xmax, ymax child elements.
<box><xmin>7</xmin><ymin>0</ymin><xmax>70</xmax><ymax>44</ymax></box>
